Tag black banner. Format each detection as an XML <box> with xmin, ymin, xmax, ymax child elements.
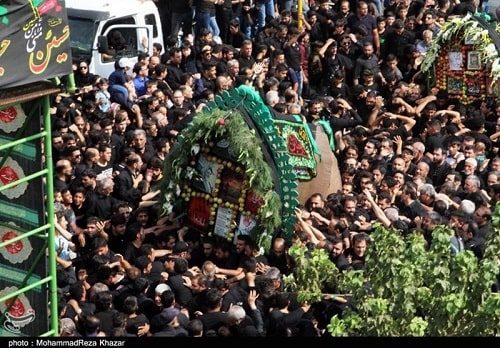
<box><xmin>0</xmin><ymin>100</ymin><xmax>48</xmax><ymax>336</ymax></box>
<box><xmin>0</xmin><ymin>0</ymin><xmax>72</xmax><ymax>89</ymax></box>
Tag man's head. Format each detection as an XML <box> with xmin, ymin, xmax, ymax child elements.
<box><xmin>363</xmin><ymin>139</ymin><xmax>378</xmax><ymax>156</ymax></box>
<box><xmin>240</xmin><ymin>40</ymin><xmax>253</xmax><ymax>58</ymax></box>
<box><xmin>357</xmin><ymin>1</ymin><xmax>369</xmax><ymax>17</ymax></box>
<box><xmin>344</xmin><ymin>196</ymin><xmax>357</xmax><ymax>216</ymax></box>
<box><xmin>474</xmin><ymin>206</ymin><xmax>491</xmax><ymax>226</ymax></box>
<box><xmin>463</xmin><ymin>158</ymin><xmax>477</xmax><ymax>176</ymax></box>
<box><xmin>236</xmin><ymin>235</ymin><xmax>252</xmax><ymax>254</ymax></box>
<box><xmin>94</xmin><ymin>237</ymin><xmax>109</xmax><ymax>257</ymax></box>
<box><xmin>392</xmin><ymin>156</ymin><xmax>406</xmax><ymax>172</ymax></box>
<box><xmin>362</xmin><ymin>42</ymin><xmax>374</xmax><ymax>57</ymax></box>
<box><xmin>307</xmin><ymin>193</ymin><xmax>325</xmax><ymax>210</ymax></box>
<box><xmin>352</xmin><ymin>233</ymin><xmax>369</xmax><ymax>257</ymax></box>
<box><xmin>432</xmin><ymin>146</ymin><xmax>445</xmax><ymax>164</ymax></box>
<box><xmin>415</xmin><ymin>161</ymin><xmax>430</xmax><ymax>179</ymax></box>
<box><xmin>272</xmin><ymin>237</ymin><xmax>286</xmax><ymax>257</ymax></box>
<box><xmin>330</xmin><ymin>237</ymin><xmax>344</xmax><ymax>257</ymax></box>
<box><xmin>464</xmin><ymin>175</ymin><xmax>480</xmax><ymax>193</ymax></box>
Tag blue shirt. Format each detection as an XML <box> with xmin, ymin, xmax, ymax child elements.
<box><xmin>133</xmin><ymin>76</ymin><xmax>149</xmax><ymax>97</ymax></box>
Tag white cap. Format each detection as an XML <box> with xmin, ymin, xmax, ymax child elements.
<box><xmin>155</xmin><ymin>283</ymin><xmax>171</xmax><ymax>295</ymax></box>
<box><xmin>118</xmin><ymin>57</ymin><xmax>133</xmax><ymax>69</ymax></box>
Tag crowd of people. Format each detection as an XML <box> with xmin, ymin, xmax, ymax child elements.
<box><xmin>52</xmin><ymin>0</ymin><xmax>499</xmax><ymax>337</ymax></box>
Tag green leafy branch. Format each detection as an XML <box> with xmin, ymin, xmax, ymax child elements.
<box><xmin>283</xmin><ymin>244</ymin><xmax>339</xmax><ymax>303</ymax></box>
<box><xmin>327</xmin><ymin>212</ymin><xmax>500</xmax><ymax>336</ymax></box>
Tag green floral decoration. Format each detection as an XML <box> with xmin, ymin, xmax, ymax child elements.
<box><xmin>422</xmin><ymin>13</ymin><xmax>500</xmax><ymax>88</ymax></box>
<box><xmin>159</xmin><ymin>107</ymin><xmax>281</xmax><ymax>252</ymax></box>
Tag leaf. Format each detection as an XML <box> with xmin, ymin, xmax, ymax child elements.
<box><xmin>327</xmin><ymin>316</ymin><xmax>348</xmax><ymax>337</ymax></box>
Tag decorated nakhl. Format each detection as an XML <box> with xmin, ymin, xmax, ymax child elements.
<box><xmin>159</xmin><ymin>86</ymin><xmax>322</xmax><ymax>251</ymax></box>
<box><xmin>421</xmin><ymin>14</ymin><xmax>500</xmax><ymax>104</ymax></box>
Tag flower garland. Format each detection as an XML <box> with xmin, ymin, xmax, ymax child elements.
<box><xmin>422</xmin><ymin>14</ymin><xmax>500</xmax><ymax>85</ymax></box>
<box><xmin>159</xmin><ymin>107</ymin><xmax>281</xmax><ymax>252</ymax></box>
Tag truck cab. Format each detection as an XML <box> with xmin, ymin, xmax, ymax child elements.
<box><xmin>66</xmin><ymin>0</ymin><xmax>163</xmax><ymax>78</ymax></box>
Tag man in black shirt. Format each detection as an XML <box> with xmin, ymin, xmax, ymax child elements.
<box><xmin>354</xmin><ymin>42</ymin><xmax>383</xmax><ymax>85</ymax></box>
<box><xmin>329</xmin><ymin>237</ymin><xmax>350</xmax><ymax>271</ymax></box>
<box><xmin>430</xmin><ymin>146</ymin><xmax>451</xmax><ymax>187</ymax></box>
<box><xmin>283</xmin><ymin>27</ymin><xmax>302</xmax><ymax>94</ymax></box>
<box><xmin>384</xmin><ymin>19</ymin><xmax>416</xmax><ymax>61</ymax></box>
<box><xmin>165</xmin><ymin>48</ymin><xmax>184</xmax><ymax>90</ymax></box>
<box><xmin>193</xmin><ymin>62</ymin><xmax>217</xmax><ymax>100</ymax></box>
<box><xmin>398</xmin><ymin>184</ymin><xmax>427</xmax><ymax>222</ymax></box>
<box><xmin>227</xmin><ymin>19</ymin><xmax>248</xmax><ymax>49</ymax></box>
<box><xmin>107</xmin><ymin>213</ymin><xmax>128</xmax><ymax>256</ymax></box>
<box><xmin>238</xmin><ymin>40</ymin><xmax>256</xmax><ymax>73</ymax></box>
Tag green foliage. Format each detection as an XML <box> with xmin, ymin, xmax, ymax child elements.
<box><xmin>283</xmin><ymin>244</ymin><xmax>339</xmax><ymax>303</ymax></box>
<box><xmin>421</xmin><ymin>13</ymin><xmax>500</xmax><ymax>89</ymax></box>
<box><xmin>327</xmin><ymin>210</ymin><xmax>500</xmax><ymax>336</ymax></box>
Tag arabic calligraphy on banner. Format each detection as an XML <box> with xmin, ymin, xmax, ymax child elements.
<box><xmin>0</xmin><ymin>0</ymin><xmax>72</xmax><ymax>89</ymax></box>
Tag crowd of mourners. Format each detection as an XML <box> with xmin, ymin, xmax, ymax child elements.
<box><xmin>52</xmin><ymin>0</ymin><xmax>500</xmax><ymax>337</ymax></box>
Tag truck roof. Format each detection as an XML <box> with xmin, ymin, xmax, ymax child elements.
<box><xmin>65</xmin><ymin>0</ymin><xmax>157</xmax><ymax>20</ymax></box>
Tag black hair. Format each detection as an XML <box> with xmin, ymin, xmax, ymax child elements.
<box><xmin>122</xmin><ymin>296</ymin><xmax>138</xmax><ymax>315</ymax></box>
<box><xmin>135</xmin><ymin>255</ymin><xmax>151</xmax><ymax>272</ymax></box>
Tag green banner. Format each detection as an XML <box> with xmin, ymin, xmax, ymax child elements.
<box><xmin>0</xmin><ymin>101</ymin><xmax>48</xmax><ymax>336</ymax></box>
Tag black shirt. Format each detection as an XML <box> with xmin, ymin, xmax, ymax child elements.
<box><xmin>166</xmin><ymin>64</ymin><xmax>184</xmax><ymax>90</ymax></box>
<box><xmin>238</xmin><ymin>55</ymin><xmax>256</xmax><ymax>74</ymax></box>
<box><xmin>171</xmin><ymin>0</ymin><xmax>191</xmax><ymax>13</ymax></box>
<box><xmin>195</xmin><ymin>0</ymin><xmax>215</xmax><ymax>15</ymax></box>
<box><xmin>284</xmin><ymin>43</ymin><xmax>301</xmax><ymax>72</ymax></box>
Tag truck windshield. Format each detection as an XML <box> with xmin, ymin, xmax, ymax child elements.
<box><xmin>68</xmin><ymin>17</ymin><xmax>96</xmax><ymax>62</ymax></box>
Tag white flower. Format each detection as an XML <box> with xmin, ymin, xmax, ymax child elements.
<box><xmin>484</xmin><ymin>43</ymin><xmax>497</xmax><ymax>61</ymax></box>
<box><xmin>176</xmin><ymin>184</ymin><xmax>181</xmax><ymax>196</ymax></box>
<box><xmin>492</xmin><ymin>58</ymin><xmax>500</xmax><ymax>71</ymax></box>
<box><xmin>191</xmin><ymin>144</ymin><xmax>200</xmax><ymax>155</ymax></box>
<box><xmin>163</xmin><ymin>202</ymin><xmax>173</xmax><ymax>214</ymax></box>
<box><xmin>186</xmin><ymin>167</ymin><xmax>195</xmax><ymax>180</ymax></box>
<box><xmin>491</xmin><ymin>58</ymin><xmax>500</xmax><ymax>83</ymax></box>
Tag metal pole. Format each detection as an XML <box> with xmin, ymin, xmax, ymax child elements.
<box><xmin>0</xmin><ymin>131</ymin><xmax>47</xmax><ymax>152</ymax></box>
<box><xmin>43</xmin><ymin>95</ymin><xmax>59</xmax><ymax>336</ymax></box>
<box><xmin>67</xmin><ymin>72</ymin><xmax>76</xmax><ymax>94</ymax></box>
<box><xmin>0</xmin><ymin>224</ymin><xmax>50</xmax><ymax>248</ymax></box>
<box><xmin>0</xmin><ymin>277</ymin><xmax>51</xmax><ymax>303</ymax></box>
<box><xmin>298</xmin><ymin>0</ymin><xmax>303</xmax><ymax>30</ymax></box>
<box><xmin>0</xmin><ymin>169</ymin><xmax>48</xmax><ymax>192</ymax></box>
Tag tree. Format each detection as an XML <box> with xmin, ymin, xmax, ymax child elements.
<box><xmin>283</xmin><ymin>245</ymin><xmax>339</xmax><ymax>303</ymax></box>
<box><xmin>327</xmin><ymin>203</ymin><xmax>500</xmax><ymax>336</ymax></box>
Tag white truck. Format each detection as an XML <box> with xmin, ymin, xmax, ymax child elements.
<box><xmin>66</xmin><ymin>0</ymin><xmax>164</xmax><ymax>78</ymax></box>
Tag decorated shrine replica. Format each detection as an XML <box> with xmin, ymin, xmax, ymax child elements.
<box><xmin>421</xmin><ymin>14</ymin><xmax>500</xmax><ymax>103</ymax></box>
<box><xmin>159</xmin><ymin>86</ymin><xmax>341</xmax><ymax>250</ymax></box>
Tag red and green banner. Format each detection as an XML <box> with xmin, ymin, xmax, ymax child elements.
<box><xmin>273</xmin><ymin>115</ymin><xmax>319</xmax><ymax>181</ymax></box>
<box><xmin>0</xmin><ymin>0</ymin><xmax>72</xmax><ymax>89</ymax></box>
<box><xmin>0</xmin><ymin>101</ymin><xmax>48</xmax><ymax>336</ymax></box>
